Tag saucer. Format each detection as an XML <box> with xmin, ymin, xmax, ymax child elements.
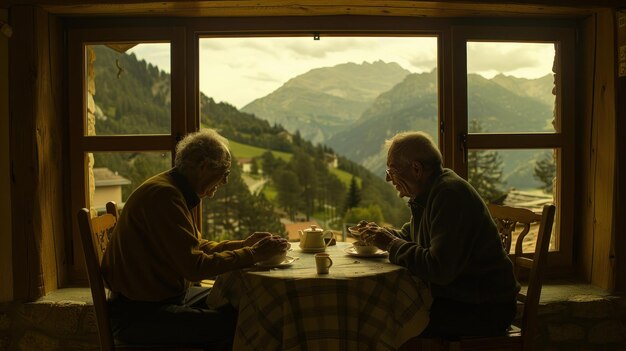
<box><xmin>299</xmin><ymin>246</ymin><xmax>326</xmax><ymax>253</ymax></box>
<box><xmin>256</xmin><ymin>256</ymin><xmax>297</xmax><ymax>268</ymax></box>
<box><xmin>343</xmin><ymin>246</ymin><xmax>388</xmax><ymax>258</ymax></box>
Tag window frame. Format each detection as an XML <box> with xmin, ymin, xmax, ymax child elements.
<box><xmin>450</xmin><ymin>25</ymin><xmax>576</xmax><ymax>267</ymax></box>
<box><xmin>67</xmin><ymin>25</ymin><xmax>188</xmax><ymax>279</ymax></box>
<box><xmin>66</xmin><ymin>16</ymin><xmax>577</xmax><ymax>281</ymax></box>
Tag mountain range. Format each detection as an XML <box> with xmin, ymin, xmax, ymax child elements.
<box><xmin>241</xmin><ymin>61</ymin><xmax>411</xmax><ymax>144</ymax></box>
<box><xmin>93</xmin><ymin>44</ymin><xmax>555</xmax><ymax>192</ymax></box>
<box><xmin>242</xmin><ymin>61</ymin><xmax>555</xmax><ymax>189</ymax></box>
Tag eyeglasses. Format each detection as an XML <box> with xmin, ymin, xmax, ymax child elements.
<box><xmin>385</xmin><ymin>168</ymin><xmax>398</xmax><ymax>179</ymax></box>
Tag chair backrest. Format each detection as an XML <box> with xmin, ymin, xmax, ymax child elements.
<box><xmin>487</xmin><ymin>204</ymin><xmax>556</xmax><ymax>351</ymax></box>
<box><xmin>77</xmin><ymin>201</ymin><xmax>119</xmax><ymax>351</ymax></box>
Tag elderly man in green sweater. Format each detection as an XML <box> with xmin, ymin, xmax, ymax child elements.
<box><xmin>102</xmin><ymin>129</ymin><xmax>289</xmax><ymax>349</ymax></box>
<box><xmin>361</xmin><ymin>131</ymin><xmax>520</xmax><ymax>339</ymax></box>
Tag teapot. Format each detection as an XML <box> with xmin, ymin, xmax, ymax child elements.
<box><xmin>298</xmin><ymin>225</ymin><xmax>335</xmax><ymax>252</ymax></box>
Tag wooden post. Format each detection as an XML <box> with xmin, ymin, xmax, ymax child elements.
<box><xmin>9</xmin><ymin>5</ymin><xmax>66</xmax><ymax>301</ymax></box>
<box><xmin>614</xmin><ymin>9</ymin><xmax>626</xmax><ymax>292</ymax></box>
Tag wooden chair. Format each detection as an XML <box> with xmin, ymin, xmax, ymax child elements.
<box><xmin>442</xmin><ymin>204</ymin><xmax>556</xmax><ymax>351</ymax></box>
<box><xmin>77</xmin><ymin>201</ymin><xmax>202</xmax><ymax>351</ymax></box>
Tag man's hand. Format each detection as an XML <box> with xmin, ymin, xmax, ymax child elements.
<box><xmin>362</xmin><ymin>226</ymin><xmax>398</xmax><ymax>250</ymax></box>
<box><xmin>250</xmin><ymin>236</ymin><xmax>290</xmax><ymax>263</ymax></box>
<box><xmin>243</xmin><ymin>232</ymin><xmax>272</xmax><ymax>247</ymax></box>
<box><xmin>354</xmin><ymin>221</ymin><xmax>380</xmax><ymax>238</ymax></box>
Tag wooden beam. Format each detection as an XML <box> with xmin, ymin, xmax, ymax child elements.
<box><xmin>9</xmin><ymin>5</ymin><xmax>66</xmax><ymax>301</ymax></box>
<box><xmin>0</xmin><ymin>8</ymin><xmax>12</xmax><ymax>303</ymax></box>
<box><xmin>467</xmin><ymin>134</ymin><xmax>562</xmax><ymax>149</ymax></box>
<box><xmin>5</xmin><ymin>0</ymin><xmax>608</xmax><ymax>18</ymax></box>
<box><xmin>81</xmin><ymin>135</ymin><xmax>175</xmax><ymax>151</ymax></box>
<box><xmin>10</xmin><ymin>5</ymin><xmax>43</xmax><ymax>301</ymax></box>
<box><xmin>579</xmin><ymin>11</ymin><xmax>595</xmax><ymax>285</ymax></box>
<box><xmin>589</xmin><ymin>9</ymin><xmax>616</xmax><ymax>290</ymax></box>
<box><xmin>614</xmin><ymin>9</ymin><xmax>626</xmax><ymax>293</ymax></box>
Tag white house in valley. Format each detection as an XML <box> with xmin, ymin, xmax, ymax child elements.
<box><xmin>93</xmin><ymin>167</ymin><xmax>131</xmax><ymax>212</ymax></box>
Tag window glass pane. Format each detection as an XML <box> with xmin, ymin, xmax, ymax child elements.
<box><xmin>199</xmin><ymin>36</ymin><xmax>437</xmax><ymax>241</ymax></box>
<box><xmin>467</xmin><ymin>42</ymin><xmax>556</xmax><ymax>133</ymax></box>
<box><xmin>86</xmin><ymin>43</ymin><xmax>171</xmax><ymax>135</ymax></box>
<box><xmin>88</xmin><ymin>151</ymin><xmax>171</xmax><ymax>213</ymax></box>
<box><xmin>468</xmin><ymin>148</ymin><xmax>557</xmax><ymax>252</ymax></box>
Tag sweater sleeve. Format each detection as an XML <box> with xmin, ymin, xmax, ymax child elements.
<box><xmin>388</xmin><ymin>186</ymin><xmax>480</xmax><ymax>285</ymax></box>
<box><xmin>199</xmin><ymin>239</ymin><xmax>244</xmax><ymax>253</ymax></box>
<box><xmin>150</xmin><ymin>191</ymin><xmax>255</xmax><ymax>282</ymax></box>
<box><xmin>385</xmin><ymin>222</ymin><xmax>411</xmax><ymax>241</ymax></box>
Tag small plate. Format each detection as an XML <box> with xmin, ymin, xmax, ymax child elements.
<box><xmin>343</xmin><ymin>246</ymin><xmax>388</xmax><ymax>258</ymax></box>
<box><xmin>298</xmin><ymin>246</ymin><xmax>327</xmax><ymax>253</ymax></box>
<box><xmin>256</xmin><ymin>256</ymin><xmax>297</xmax><ymax>268</ymax></box>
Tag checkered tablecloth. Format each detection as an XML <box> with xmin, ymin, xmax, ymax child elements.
<box><xmin>206</xmin><ymin>242</ymin><xmax>432</xmax><ymax>351</ymax></box>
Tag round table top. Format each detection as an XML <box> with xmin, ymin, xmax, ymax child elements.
<box><xmin>247</xmin><ymin>242</ymin><xmax>402</xmax><ymax>279</ymax></box>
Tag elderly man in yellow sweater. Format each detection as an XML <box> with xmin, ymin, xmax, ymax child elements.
<box><xmin>102</xmin><ymin>129</ymin><xmax>289</xmax><ymax>350</ymax></box>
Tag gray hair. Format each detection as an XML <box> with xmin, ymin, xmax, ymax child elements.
<box><xmin>384</xmin><ymin>131</ymin><xmax>442</xmax><ymax>170</ymax></box>
<box><xmin>174</xmin><ymin>129</ymin><xmax>231</xmax><ymax>174</ymax></box>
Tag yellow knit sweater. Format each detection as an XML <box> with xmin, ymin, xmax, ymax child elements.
<box><xmin>101</xmin><ymin>170</ymin><xmax>254</xmax><ymax>301</ymax></box>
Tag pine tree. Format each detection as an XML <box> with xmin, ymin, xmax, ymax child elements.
<box><xmin>273</xmin><ymin>169</ymin><xmax>303</xmax><ymax>222</ymax></box>
<box><xmin>253</xmin><ymin>194</ymin><xmax>287</xmax><ymax>237</ymax></box>
<box><xmin>292</xmin><ymin>152</ymin><xmax>318</xmax><ymax>221</ymax></box>
<box><xmin>345</xmin><ymin>176</ymin><xmax>361</xmax><ymax>211</ymax></box>
<box><xmin>327</xmin><ymin>175</ymin><xmax>347</xmax><ymax>222</ymax></box>
<box><xmin>467</xmin><ymin>119</ymin><xmax>506</xmax><ymax>202</ymax></box>
<box><xmin>534</xmin><ymin>154</ymin><xmax>556</xmax><ymax>193</ymax></box>
<box><xmin>260</xmin><ymin>151</ymin><xmax>277</xmax><ymax>177</ymax></box>
<box><xmin>468</xmin><ymin>150</ymin><xmax>506</xmax><ymax>202</ymax></box>
<box><xmin>238</xmin><ymin>193</ymin><xmax>286</xmax><ymax>237</ymax></box>
<box><xmin>202</xmin><ymin>163</ymin><xmax>242</xmax><ymax>240</ymax></box>
<box><xmin>202</xmin><ymin>162</ymin><xmax>285</xmax><ymax>241</ymax></box>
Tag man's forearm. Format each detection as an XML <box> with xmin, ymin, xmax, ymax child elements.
<box><xmin>386</xmin><ymin>223</ymin><xmax>411</xmax><ymax>241</ymax></box>
<box><xmin>200</xmin><ymin>239</ymin><xmax>244</xmax><ymax>253</ymax></box>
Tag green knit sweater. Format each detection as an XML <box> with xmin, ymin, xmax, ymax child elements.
<box><xmin>387</xmin><ymin>169</ymin><xmax>520</xmax><ymax>304</ymax></box>
<box><xmin>102</xmin><ymin>169</ymin><xmax>255</xmax><ymax>302</ymax></box>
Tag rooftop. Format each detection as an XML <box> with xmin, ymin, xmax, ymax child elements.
<box><xmin>93</xmin><ymin>167</ymin><xmax>131</xmax><ymax>187</ymax></box>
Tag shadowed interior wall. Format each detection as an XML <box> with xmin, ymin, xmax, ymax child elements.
<box><xmin>0</xmin><ymin>8</ymin><xmax>13</xmax><ymax>303</ymax></box>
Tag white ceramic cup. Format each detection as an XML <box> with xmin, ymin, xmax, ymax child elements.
<box><xmin>353</xmin><ymin>241</ymin><xmax>379</xmax><ymax>255</ymax></box>
<box><xmin>315</xmin><ymin>253</ymin><xmax>333</xmax><ymax>274</ymax></box>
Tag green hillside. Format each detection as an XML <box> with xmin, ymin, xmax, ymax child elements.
<box><xmin>228</xmin><ymin>140</ymin><xmax>292</xmax><ymax>162</ymax></box>
<box><xmin>330</xmin><ymin>168</ymin><xmax>361</xmax><ymax>188</ymax></box>
<box><xmin>227</xmin><ymin>139</ymin><xmax>357</xmax><ymax>188</ymax></box>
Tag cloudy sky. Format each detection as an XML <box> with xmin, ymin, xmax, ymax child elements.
<box><xmin>129</xmin><ymin>36</ymin><xmax>554</xmax><ymax>109</ymax></box>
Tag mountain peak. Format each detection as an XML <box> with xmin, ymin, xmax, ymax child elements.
<box><xmin>241</xmin><ymin>61</ymin><xmax>412</xmax><ymax>144</ymax></box>
<box><xmin>491</xmin><ymin>73</ymin><xmax>555</xmax><ymax>106</ymax></box>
